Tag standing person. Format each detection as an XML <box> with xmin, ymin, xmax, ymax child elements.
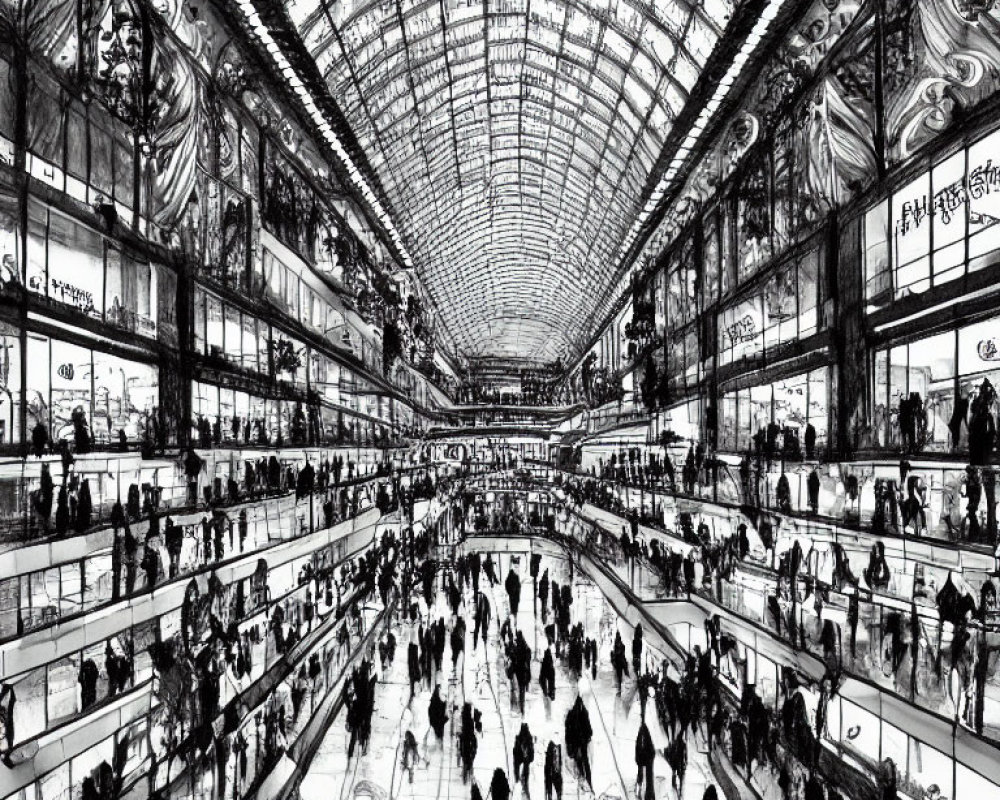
<box><xmin>544</xmin><ymin>742</ymin><xmax>562</xmax><ymax>800</ymax></box>
<box><xmin>513</xmin><ymin>723</ymin><xmax>534</xmax><ymax>794</ymax></box>
<box><xmin>635</xmin><ymin>722</ymin><xmax>655</xmax><ymax>800</ymax></box>
<box><xmin>506</xmin><ymin>567</ymin><xmax>522</xmax><ymax>617</ymax></box>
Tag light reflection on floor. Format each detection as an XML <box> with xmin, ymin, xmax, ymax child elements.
<box><xmin>300</xmin><ymin>549</ymin><xmax>716</xmax><ymax>800</ymax></box>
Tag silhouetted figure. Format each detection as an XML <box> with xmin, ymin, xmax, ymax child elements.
<box><xmin>513</xmin><ymin>723</ymin><xmax>534</xmax><ymax>793</ymax></box>
<box><xmin>635</xmin><ymin>722</ymin><xmax>655</xmax><ymax>800</ymax></box>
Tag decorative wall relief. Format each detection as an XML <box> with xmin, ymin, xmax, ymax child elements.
<box><xmin>884</xmin><ymin>0</ymin><xmax>1000</xmax><ymax>162</ymax></box>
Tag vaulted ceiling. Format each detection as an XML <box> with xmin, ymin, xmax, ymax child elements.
<box><xmin>282</xmin><ymin>0</ymin><xmax>735</xmax><ymax>363</ymax></box>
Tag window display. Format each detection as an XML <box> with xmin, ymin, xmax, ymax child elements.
<box><xmin>865</xmin><ymin>127</ymin><xmax>1000</xmax><ymax>310</ymax></box>
<box><xmin>25</xmin><ymin>333</ymin><xmax>158</xmax><ymax>448</ymax></box>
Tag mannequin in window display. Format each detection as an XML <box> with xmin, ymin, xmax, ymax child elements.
<box><xmin>962</xmin><ymin>466</ymin><xmax>984</xmax><ymax>543</ymax></box>
<box><xmin>863</xmin><ymin>541</ymin><xmax>891</xmax><ymax>592</ymax></box>
<box><xmin>844</xmin><ymin>475</ymin><xmax>861</xmax><ymax>523</ymax></box>
<box><xmin>806</xmin><ymin>469</ymin><xmax>820</xmax><ymax>515</ymax></box>
<box><xmin>901</xmin><ymin>475</ymin><xmax>929</xmax><ymax>536</ymax></box>
<box><xmin>71</xmin><ymin>406</ymin><xmax>91</xmax><ymax>454</ymax></box>
<box><xmin>969</xmin><ymin>379</ymin><xmax>997</xmax><ymax>465</ymax></box>
<box><xmin>949</xmin><ymin>393</ymin><xmax>969</xmax><ymax>449</ymax></box>
<box><xmin>776</xmin><ymin>473</ymin><xmax>792</xmax><ymax>513</ymax></box>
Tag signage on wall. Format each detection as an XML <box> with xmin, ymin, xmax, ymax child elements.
<box><xmin>978</xmin><ymin>339</ymin><xmax>1000</xmax><ymax>361</ymax></box>
<box><xmin>726</xmin><ymin>314</ymin><xmax>757</xmax><ymax>345</ymax></box>
<box><xmin>895</xmin><ymin>159</ymin><xmax>1000</xmax><ymax>237</ymax></box>
<box><xmin>28</xmin><ymin>276</ymin><xmax>96</xmax><ymax>312</ymax></box>
<box><xmin>57</xmin><ymin>363</ymin><xmax>75</xmax><ymax>380</ymax></box>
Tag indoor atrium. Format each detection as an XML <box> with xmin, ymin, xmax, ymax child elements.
<box><xmin>0</xmin><ymin>0</ymin><xmax>997</xmax><ymax>799</ymax></box>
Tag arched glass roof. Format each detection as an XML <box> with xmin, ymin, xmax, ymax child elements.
<box><xmin>284</xmin><ymin>0</ymin><xmax>734</xmax><ymax>362</ymax></box>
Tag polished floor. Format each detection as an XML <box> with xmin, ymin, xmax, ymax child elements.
<box><xmin>299</xmin><ymin>550</ymin><xmax>719</xmax><ymax>800</ymax></box>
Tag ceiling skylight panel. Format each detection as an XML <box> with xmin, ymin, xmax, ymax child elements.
<box><xmin>683</xmin><ymin>12</ymin><xmax>717</xmax><ymax>65</ymax></box>
<box><xmin>639</xmin><ymin>25</ymin><xmax>675</xmax><ymax>68</ymax></box>
<box><xmin>672</xmin><ymin>50</ymin><xmax>700</xmax><ymax>91</ymax></box>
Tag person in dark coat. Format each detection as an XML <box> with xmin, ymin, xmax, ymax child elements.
<box><xmin>544</xmin><ymin>741</ymin><xmax>563</xmax><ymax>800</ymax></box>
<box><xmin>459</xmin><ymin>702</ymin><xmax>479</xmax><ymax>784</ymax></box>
<box><xmin>515</xmin><ymin>631</ymin><xmax>532</xmax><ymax>713</ymax></box>
<box><xmin>474</xmin><ymin>593</ymin><xmax>491</xmax><ymax>651</ymax></box>
<box><xmin>428</xmin><ymin>685</ymin><xmax>447</xmax><ymax>746</ymax></box>
<box><xmin>451</xmin><ymin>616</ymin><xmax>466</xmax><ymax>671</ymax></box>
<box><xmin>565</xmin><ymin>696</ymin><xmax>592</xmax><ymax>788</ymax></box>
<box><xmin>538</xmin><ymin>569</ymin><xmax>550</xmax><ymax>620</ymax></box>
<box><xmin>539</xmin><ymin>648</ymin><xmax>556</xmax><ymax>701</ymax></box>
<box><xmin>635</xmin><ymin>722</ymin><xmax>655</xmax><ymax>800</ymax></box>
<box><xmin>484</xmin><ymin>554</ymin><xmax>498</xmax><ymax>586</ymax></box>
<box><xmin>612</xmin><ymin>631</ymin><xmax>629</xmax><ymax>691</ymax></box>
<box><xmin>490</xmin><ymin>768</ymin><xmax>511</xmax><ymax>800</ymax></box>
<box><xmin>513</xmin><ymin>723</ymin><xmax>534</xmax><ymax>792</ymax></box>
<box><xmin>506</xmin><ymin>568</ymin><xmax>522</xmax><ymax>617</ymax></box>
<box><xmin>408</xmin><ymin>641</ymin><xmax>421</xmax><ymax>700</ymax></box>
<box><xmin>632</xmin><ymin>623</ymin><xmax>643</xmax><ymax>676</ymax></box>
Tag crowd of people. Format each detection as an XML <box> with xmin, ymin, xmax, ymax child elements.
<box><xmin>332</xmin><ymin>533</ymin><xmax>732</xmax><ymax>800</ymax></box>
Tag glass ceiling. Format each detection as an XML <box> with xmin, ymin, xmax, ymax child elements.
<box><xmin>284</xmin><ymin>0</ymin><xmax>733</xmax><ymax>363</ymax></box>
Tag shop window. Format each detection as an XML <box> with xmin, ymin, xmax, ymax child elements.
<box><xmin>837</xmin><ymin>698</ymin><xmax>880</xmax><ymax>760</ymax></box>
<box><xmin>0</xmin><ymin>576</ymin><xmax>17</xmax><ymax>640</ymax></box>
<box><xmin>83</xmin><ymin>552</ymin><xmax>114</xmax><ymax>611</ymax></box>
<box><xmin>905</xmin><ymin>738</ymin><xmax>952</xmax><ymax>799</ymax></box>
<box><xmin>0</xmin><ymin>322</ymin><xmax>22</xmax><ymax>445</ymax></box>
<box><xmin>58</xmin><ymin>562</ymin><xmax>81</xmax><ymax>617</ymax></box>
<box><xmin>11</xmin><ymin>665</ymin><xmax>46</xmax><ymax>744</ymax></box>
<box><xmin>155</xmin><ymin>264</ymin><xmax>177</xmax><ymax>346</ymax></box>
<box><xmin>46</xmin><ymin>654</ymin><xmax>80</xmax><ymax>726</ymax></box>
<box><xmin>0</xmin><ymin>191</ymin><xmax>19</xmax><ymax>290</ymax></box>
<box><xmin>193</xmin><ymin>288</ymin><xmax>206</xmax><ymax>354</ymax></box>
<box><xmin>25</xmin><ymin>200</ymin><xmax>48</xmax><ymax>298</ymax></box>
<box><xmin>206</xmin><ymin>294</ymin><xmax>224</xmax><ymax>358</ymax></box>
<box><xmin>46</xmin><ymin>210</ymin><xmax>103</xmax><ymax>317</ymax></box>
<box><xmin>242</xmin><ymin>314</ymin><xmax>259</xmax><ymax>372</ymax></box>
<box><xmin>867</xmin><ymin>128</ymin><xmax>1000</xmax><ymax>311</ymax></box>
<box><xmin>69</xmin><ymin>734</ymin><xmax>115</xmax><ymax>800</ymax></box>
<box><xmin>92</xmin><ymin>352</ymin><xmax>157</xmax><ymax>444</ymax></box>
<box><xmin>224</xmin><ymin>304</ymin><xmax>241</xmax><ymax>364</ymax></box>
<box><xmin>967</xmin><ymin>129</ymin><xmax>1000</xmax><ymax>274</ymax></box>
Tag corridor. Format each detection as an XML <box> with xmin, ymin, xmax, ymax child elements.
<box><xmin>300</xmin><ymin>547</ymin><xmax>718</xmax><ymax>800</ymax></box>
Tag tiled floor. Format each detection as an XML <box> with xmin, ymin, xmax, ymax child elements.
<box><xmin>300</xmin><ymin>551</ymin><xmax>718</xmax><ymax>800</ymax></box>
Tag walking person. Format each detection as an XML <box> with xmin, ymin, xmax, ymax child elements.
<box><xmin>513</xmin><ymin>723</ymin><xmax>534</xmax><ymax>795</ymax></box>
<box><xmin>565</xmin><ymin>696</ymin><xmax>593</xmax><ymax>789</ymax></box>
<box><xmin>544</xmin><ymin>742</ymin><xmax>562</xmax><ymax>800</ymax></box>
<box><xmin>506</xmin><ymin>567</ymin><xmax>522</xmax><ymax>617</ymax></box>
<box><xmin>635</xmin><ymin>722</ymin><xmax>656</xmax><ymax>800</ymax></box>
<box><xmin>401</xmin><ymin>729</ymin><xmax>420</xmax><ymax>783</ymax></box>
